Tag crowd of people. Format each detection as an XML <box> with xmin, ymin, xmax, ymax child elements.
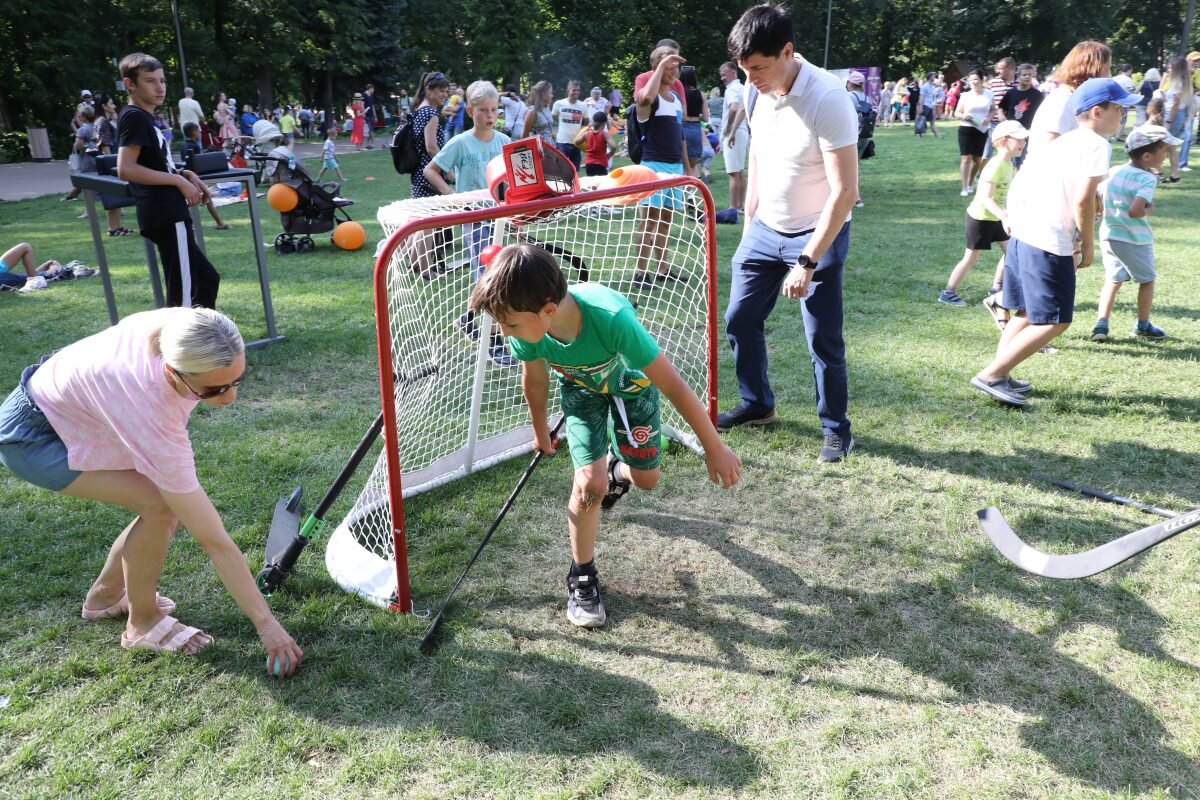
<box><xmin>12</xmin><ymin>2</ymin><xmax>1200</xmax><ymax>663</ymax></box>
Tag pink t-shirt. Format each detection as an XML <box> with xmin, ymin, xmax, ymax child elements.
<box><xmin>28</xmin><ymin>309</ymin><xmax>201</xmax><ymax>494</ymax></box>
<box><xmin>634</xmin><ymin>71</ymin><xmax>686</xmax><ymax>108</ymax></box>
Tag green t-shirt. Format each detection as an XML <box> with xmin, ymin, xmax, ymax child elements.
<box><xmin>967</xmin><ymin>157</ymin><xmax>1014</xmax><ymax>223</ymax></box>
<box><xmin>507</xmin><ymin>283</ymin><xmax>660</xmax><ymax>399</ymax></box>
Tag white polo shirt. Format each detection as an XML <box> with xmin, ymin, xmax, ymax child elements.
<box><xmin>748</xmin><ymin>56</ymin><xmax>858</xmax><ymax>234</ymax></box>
<box><xmin>178</xmin><ymin>97</ymin><xmax>204</xmax><ymax>128</ymax></box>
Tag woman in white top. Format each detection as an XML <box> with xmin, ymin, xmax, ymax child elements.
<box><xmin>1162</xmin><ymin>57</ymin><xmax>1193</xmax><ymax>181</ymax></box>
<box><xmin>0</xmin><ymin>308</ymin><xmax>303</xmax><ymax>676</ymax></box>
<box><xmin>1028</xmin><ymin>40</ymin><xmax>1112</xmax><ymax>151</ymax></box>
<box><xmin>955</xmin><ymin>69</ymin><xmax>994</xmax><ymax>195</ymax></box>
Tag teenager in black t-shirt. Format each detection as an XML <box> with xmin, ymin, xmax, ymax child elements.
<box><xmin>999</xmin><ymin>65</ymin><xmax>1044</xmax><ymax>129</ymax></box>
<box><xmin>116</xmin><ymin>52</ymin><xmax>220</xmax><ymax>308</ymax></box>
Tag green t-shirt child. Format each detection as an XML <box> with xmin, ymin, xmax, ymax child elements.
<box><xmin>506</xmin><ymin>283</ymin><xmax>660</xmax><ymax>398</ymax></box>
<box><xmin>967</xmin><ymin>157</ymin><xmax>1014</xmax><ymax>222</ymax></box>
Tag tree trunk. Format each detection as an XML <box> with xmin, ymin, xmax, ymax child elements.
<box><xmin>1182</xmin><ymin>0</ymin><xmax>1197</xmax><ymax>58</ymax></box>
<box><xmin>256</xmin><ymin>65</ymin><xmax>273</xmax><ymax>115</ymax></box>
<box><xmin>323</xmin><ymin>70</ymin><xmax>335</xmax><ymax>136</ymax></box>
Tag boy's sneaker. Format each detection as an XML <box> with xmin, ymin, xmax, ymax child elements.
<box><xmin>1005</xmin><ymin>377</ymin><xmax>1032</xmax><ymax>394</ymax></box>
<box><xmin>1090</xmin><ymin>321</ymin><xmax>1109</xmax><ymax>342</ymax></box>
<box><xmin>1134</xmin><ymin>321</ymin><xmax>1167</xmax><ymax>339</ymax></box>
<box><xmin>566</xmin><ymin>572</ymin><xmax>606</xmax><ymax>628</ymax></box>
<box><xmin>971</xmin><ymin>375</ymin><xmax>1027</xmax><ymax>407</ymax></box>
<box><xmin>455</xmin><ymin>313</ymin><xmax>480</xmax><ymax>343</ymax></box>
<box><xmin>487</xmin><ymin>337</ymin><xmax>517</xmax><ymax>367</ymax></box>
<box><xmin>716</xmin><ymin>402</ymin><xmax>779</xmax><ymax>432</ymax></box>
<box><xmin>631</xmin><ymin>272</ymin><xmax>657</xmax><ymax>290</ymax></box>
<box><xmin>600</xmin><ymin>457</ymin><xmax>632</xmax><ymax>510</ymax></box>
<box><xmin>817</xmin><ymin>433</ymin><xmax>854</xmax><ymax>463</ymax></box>
<box><xmin>938</xmin><ymin>289</ymin><xmax>966</xmax><ymax>307</ymax></box>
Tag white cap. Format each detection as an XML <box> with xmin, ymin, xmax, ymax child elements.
<box><xmin>847</xmin><ymin>71</ymin><xmax>865</xmax><ymax>85</ymax></box>
<box><xmin>991</xmin><ymin>120</ymin><xmax>1030</xmax><ymax>142</ymax></box>
<box><xmin>1125</xmin><ymin>124</ymin><xmax>1182</xmax><ymax>150</ymax></box>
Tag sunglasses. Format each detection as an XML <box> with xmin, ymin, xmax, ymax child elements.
<box><xmin>171</xmin><ymin>366</ymin><xmax>247</xmax><ymax>399</ymax></box>
<box><xmin>426</xmin><ymin>72</ymin><xmax>447</xmax><ymax>85</ymax></box>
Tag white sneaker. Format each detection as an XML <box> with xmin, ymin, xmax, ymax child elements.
<box><xmin>960</xmin><ymin>189</ymin><xmax>970</xmax><ymax>197</ymax></box>
<box><xmin>1182</xmin><ymin>166</ymin><xmax>1193</xmax><ymax>172</ymax></box>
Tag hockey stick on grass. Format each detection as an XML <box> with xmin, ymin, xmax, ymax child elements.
<box><xmin>1029</xmin><ymin>473</ymin><xmax>1177</xmax><ymax>518</ymax></box>
<box><xmin>977</xmin><ymin>505</ymin><xmax>1200</xmax><ymax>579</ymax></box>
<box><xmin>257</xmin><ymin>364</ymin><xmax>438</xmax><ymax>594</ymax></box>
<box><xmin>419</xmin><ymin>416</ymin><xmax>565</xmax><ymax>655</ymax></box>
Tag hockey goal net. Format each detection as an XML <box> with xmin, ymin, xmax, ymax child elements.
<box><xmin>326</xmin><ymin>174</ymin><xmax>718</xmax><ymax>611</ymax></box>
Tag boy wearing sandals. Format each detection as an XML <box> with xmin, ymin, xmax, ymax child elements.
<box><xmin>0</xmin><ymin>307</ymin><xmax>303</xmax><ymax>676</ymax></box>
<box><xmin>469</xmin><ymin>244</ymin><xmax>741</xmax><ymax>628</ymax></box>
<box><xmin>971</xmin><ymin>78</ymin><xmax>1139</xmax><ymax>408</ymax></box>
<box><xmin>117</xmin><ymin>52</ymin><xmax>221</xmax><ymax>309</ymax></box>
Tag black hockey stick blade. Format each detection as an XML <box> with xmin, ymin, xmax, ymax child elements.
<box><xmin>977</xmin><ymin>505</ymin><xmax>1200</xmax><ymax>579</ymax></box>
<box><xmin>258</xmin><ymin>366</ymin><xmax>437</xmax><ymax>595</ymax></box>
<box><xmin>420</xmin><ymin>417</ymin><xmax>565</xmax><ymax>655</ymax></box>
<box><xmin>1029</xmin><ymin>473</ymin><xmax>1177</xmax><ymax>518</ymax></box>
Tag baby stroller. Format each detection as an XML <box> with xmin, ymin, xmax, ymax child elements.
<box><xmin>249</xmin><ymin>121</ymin><xmax>355</xmax><ymax>254</ymax></box>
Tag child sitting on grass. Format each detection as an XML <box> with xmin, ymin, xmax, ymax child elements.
<box><xmin>469</xmin><ymin>243</ymin><xmax>742</xmax><ymax>628</ymax></box>
<box><xmin>1090</xmin><ymin>124</ymin><xmax>1179</xmax><ymax>342</ymax></box>
<box><xmin>938</xmin><ymin>121</ymin><xmax>1029</xmax><ymax>309</ymax></box>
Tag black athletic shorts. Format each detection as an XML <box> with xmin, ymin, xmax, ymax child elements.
<box><xmin>964</xmin><ymin>214</ymin><xmax>1009</xmax><ymax>251</ymax></box>
<box><xmin>958</xmin><ymin>126</ymin><xmax>988</xmax><ymax>157</ymax></box>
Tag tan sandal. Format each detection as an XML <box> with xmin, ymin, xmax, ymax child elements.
<box><xmin>82</xmin><ymin>589</ymin><xmax>176</xmax><ymax>621</ymax></box>
<box><xmin>120</xmin><ymin>615</ymin><xmax>213</xmax><ymax>654</ymax></box>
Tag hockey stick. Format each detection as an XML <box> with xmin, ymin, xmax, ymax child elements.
<box><xmin>419</xmin><ymin>416</ymin><xmax>565</xmax><ymax>655</ymax></box>
<box><xmin>257</xmin><ymin>364</ymin><xmax>438</xmax><ymax>594</ymax></box>
<box><xmin>977</xmin><ymin>505</ymin><xmax>1200</xmax><ymax>579</ymax></box>
<box><xmin>515</xmin><ymin>231</ymin><xmax>590</xmax><ymax>282</ymax></box>
<box><xmin>1029</xmin><ymin>473</ymin><xmax>1176</xmax><ymax>518</ymax></box>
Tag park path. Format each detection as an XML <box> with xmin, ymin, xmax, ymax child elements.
<box><xmin>0</xmin><ymin>139</ymin><xmax>376</xmax><ymax>202</ymax></box>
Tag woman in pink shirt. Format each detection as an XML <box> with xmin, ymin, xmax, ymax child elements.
<box><xmin>0</xmin><ymin>308</ymin><xmax>303</xmax><ymax>677</ymax></box>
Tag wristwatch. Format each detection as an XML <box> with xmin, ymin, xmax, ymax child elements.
<box><xmin>795</xmin><ymin>254</ymin><xmax>816</xmax><ymax>270</ymax></box>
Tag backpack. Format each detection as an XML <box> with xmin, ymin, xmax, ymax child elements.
<box><xmin>914</xmin><ymin>113</ymin><xmax>927</xmax><ymax>136</ymax></box>
<box><xmin>624</xmin><ymin>96</ymin><xmax>658</xmax><ymax>164</ymax></box>
<box><xmin>389</xmin><ymin>117</ymin><xmax>421</xmax><ymax>174</ymax></box>
<box><xmin>851</xmin><ymin>91</ymin><xmax>875</xmax><ymax>139</ymax></box>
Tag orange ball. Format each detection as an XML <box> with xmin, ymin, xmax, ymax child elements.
<box><xmin>332</xmin><ymin>220</ymin><xmax>366</xmax><ymax>251</ymax></box>
<box><xmin>267</xmin><ymin>183</ymin><xmax>299</xmax><ymax>213</ymax></box>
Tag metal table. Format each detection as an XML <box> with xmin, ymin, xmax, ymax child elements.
<box><xmin>69</xmin><ymin>168</ymin><xmax>283</xmax><ymax>350</ymax></box>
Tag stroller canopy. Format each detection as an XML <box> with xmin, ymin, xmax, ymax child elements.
<box><xmin>253</xmin><ymin>119</ymin><xmax>285</xmax><ymax>149</ymax></box>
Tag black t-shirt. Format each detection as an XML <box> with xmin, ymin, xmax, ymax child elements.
<box><xmin>1000</xmin><ymin>87</ymin><xmax>1044</xmax><ymax>129</ymax></box>
<box><xmin>118</xmin><ymin>104</ymin><xmax>188</xmax><ymax>231</ymax></box>
<box><xmin>685</xmin><ymin>87</ymin><xmax>703</xmax><ymax>118</ymax></box>
<box><xmin>363</xmin><ymin>92</ymin><xmax>376</xmax><ymax>120</ymax></box>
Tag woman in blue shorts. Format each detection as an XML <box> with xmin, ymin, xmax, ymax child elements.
<box><xmin>632</xmin><ymin>45</ymin><xmax>687</xmax><ymax>288</ymax></box>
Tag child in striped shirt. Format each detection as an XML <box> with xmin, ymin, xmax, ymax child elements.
<box><xmin>1090</xmin><ymin>125</ymin><xmax>1180</xmax><ymax>342</ymax></box>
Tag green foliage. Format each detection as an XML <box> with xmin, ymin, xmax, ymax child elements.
<box><xmin>0</xmin><ymin>0</ymin><xmax>1195</xmax><ymax>144</ymax></box>
<box><xmin>0</xmin><ymin>130</ymin><xmax>29</xmax><ymax>163</ymax></box>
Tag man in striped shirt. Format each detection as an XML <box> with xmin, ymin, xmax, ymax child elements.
<box><xmin>983</xmin><ymin>57</ymin><xmax>1016</xmax><ymax>160</ymax></box>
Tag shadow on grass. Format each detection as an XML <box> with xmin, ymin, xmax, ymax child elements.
<box><xmin>568</xmin><ymin>507</ymin><xmax>1198</xmax><ymax>794</ymax></box>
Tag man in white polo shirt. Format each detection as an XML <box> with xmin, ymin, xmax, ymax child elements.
<box><xmin>718</xmin><ymin>2</ymin><xmax>860</xmax><ymax>463</ymax></box>
<box><xmin>177</xmin><ymin>87</ymin><xmax>204</xmax><ymax>134</ymax></box>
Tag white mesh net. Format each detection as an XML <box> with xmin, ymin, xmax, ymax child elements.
<box><xmin>326</xmin><ymin>176</ymin><xmax>717</xmax><ymax>609</ymax></box>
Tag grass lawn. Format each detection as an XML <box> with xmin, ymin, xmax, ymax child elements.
<box><xmin>1</xmin><ymin>126</ymin><xmax>1198</xmax><ymax>799</ymax></box>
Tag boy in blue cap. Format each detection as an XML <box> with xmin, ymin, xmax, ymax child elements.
<box><xmin>971</xmin><ymin>78</ymin><xmax>1140</xmax><ymax>407</ymax></box>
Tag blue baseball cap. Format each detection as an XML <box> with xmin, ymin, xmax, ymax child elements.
<box><xmin>1071</xmin><ymin>77</ymin><xmax>1142</xmax><ymax>115</ymax></box>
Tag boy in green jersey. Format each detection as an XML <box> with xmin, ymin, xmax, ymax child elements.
<box><xmin>470</xmin><ymin>244</ymin><xmax>742</xmax><ymax>628</ymax></box>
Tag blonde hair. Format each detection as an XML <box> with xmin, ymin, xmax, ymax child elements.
<box><xmin>529</xmin><ymin>80</ymin><xmax>553</xmax><ymax>113</ymax></box>
<box><xmin>152</xmin><ymin>308</ymin><xmax>244</xmax><ymax>374</ymax></box>
<box><xmin>1052</xmin><ymin>40</ymin><xmax>1112</xmax><ymax>89</ymax></box>
<box><xmin>465</xmin><ymin>80</ymin><xmax>499</xmax><ymax>107</ymax></box>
